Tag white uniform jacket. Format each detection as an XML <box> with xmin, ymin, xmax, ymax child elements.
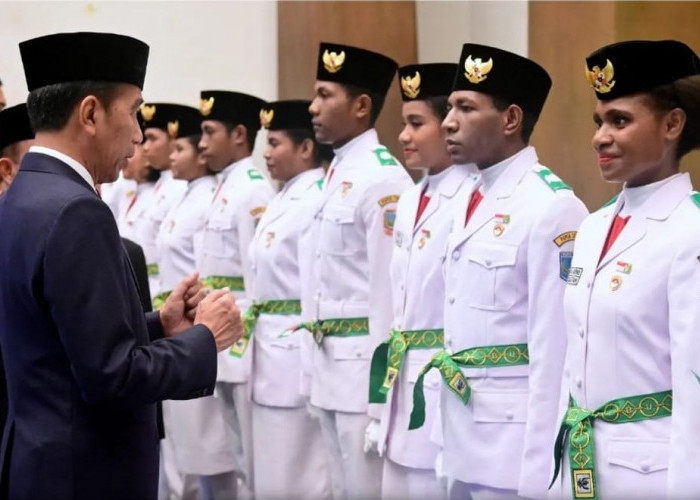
<box><xmin>117</xmin><ymin>181</ymin><xmax>155</xmax><ymax>243</ymax></box>
<box><xmin>249</xmin><ymin>168</ymin><xmax>325</xmax><ymax>408</ymax></box>
<box><xmin>442</xmin><ymin>146</ymin><xmax>588</xmax><ymax>497</ymax></box>
<box><xmin>308</xmin><ymin>129</ymin><xmax>413</xmax><ymax>414</ymax></box>
<box><xmin>197</xmin><ymin>156</ymin><xmax>276</xmax><ymax>383</ymax></box>
<box><xmin>101</xmin><ymin>171</ymin><xmax>137</xmax><ymax>222</ymax></box>
<box><xmin>379</xmin><ymin>164</ymin><xmax>479</xmax><ymax>470</ymax></box>
<box><xmin>552</xmin><ymin>173</ymin><xmax>700</xmax><ymax>498</ymax></box>
<box><xmin>156</xmin><ymin>175</ymin><xmax>216</xmax><ymax>293</ymax></box>
<box><xmin>136</xmin><ymin>170</ymin><xmax>187</xmax><ymax>296</ymax></box>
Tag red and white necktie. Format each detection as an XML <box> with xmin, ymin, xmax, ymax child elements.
<box><xmin>415</xmin><ymin>188</ymin><xmax>430</xmax><ymax>226</ymax></box>
<box><xmin>599</xmin><ymin>214</ymin><xmax>630</xmax><ymax>261</ymax></box>
<box><xmin>464</xmin><ymin>188</ymin><xmax>483</xmax><ymax>227</ymax></box>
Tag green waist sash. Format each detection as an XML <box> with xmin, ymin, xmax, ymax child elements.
<box><xmin>147</xmin><ymin>263</ymin><xmax>159</xmax><ymax>277</ymax></box>
<box><xmin>282</xmin><ymin>317</ymin><xmax>369</xmax><ymax>346</ymax></box>
<box><xmin>550</xmin><ymin>391</ymin><xmax>672</xmax><ymax>500</ymax></box>
<box><xmin>151</xmin><ymin>290</ymin><xmax>172</xmax><ymax>310</ymax></box>
<box><xmin>409</xmin><ymin>343</ymin><xmax>529</xmax><ymax>430</ymax></box>
<box><xmin>201</xmin><ymin>275</ymin><xmax>245</xmax><ymax>292</ymax></box>
<box><xmin>229</xmin><ymin>299</ymin><xmax>302</xmax><ymax>358</ymax></box>
<box><xmin>369</xmin><ymin>328</ymin><xmax>444</xmax><ymax>404</ymax></box>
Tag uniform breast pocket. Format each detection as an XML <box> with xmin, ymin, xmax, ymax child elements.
<box><xmin>464</xmin><ymin>241</ymin><xmax>519</xmax><ymax>311</ymax></box>
<box><xmin>607</xmin><ymin>438</ymin><xmax>668</xmax><ymax>474</ymax></box>
<box><xmin>319</xmin><ymin>204</ymin><xmax>358</xmax><ymax>256</ymax></box>
<box><xmin>203</xmin><ymin>214</ymin><xmax>235</xmax><ymax>258</ymax></box>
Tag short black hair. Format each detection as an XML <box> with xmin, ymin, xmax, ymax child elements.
<box><xmin>184</xmin><ymin>134</ymin><xmax>202</xmax><ymax>151</ymax></box>
<box><xmin>26</xmin><ymin>80</ymin><xmax>120</xmax><ymax>132</ymax></box>
<box><xmin>423</xmin><ymin>95</ymin><xmax>450</xmax><ymax>122</ymax></box>
<box><xmin>645</xmin><ymin>75</ymin><xmax>700</xmax><ymax>160</ymax></box>
<box><xmin>284</xmin><ymin>128</ymin><xmax>334</xmax><ymax>165</ymax></box>
<box><xmin>223</xmin><ymin>121</ymin><xmax>258</xmax><ymax>154</ymax></box>
<box><xmin>342</xmin><ymin>83</ymin><xmax>386</xmax><ymax>126</ymax></box>
<box><xmin>491</xmin><ymin>95</ymin><xmax>537</xmax><ymax>143</ymax></box>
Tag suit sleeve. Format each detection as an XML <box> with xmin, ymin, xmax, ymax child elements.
<box><xmin>360</xmin><ymin>172</ymin><xmax>412</xmax><ymax>419</ymax></box>
<box><xmin>518</xmin><ymin>194</ymin><xmax>588</xmax><ymax>499</ymax></box>
<box><xmin>667</xmin><ymin>226</ymin><xmax>700</xmax><ymax>496</ymax></box>
<box><xmin>43</xmin><ymin>196</ymin><xmax>217</xmax><ymax>406</ymax></box>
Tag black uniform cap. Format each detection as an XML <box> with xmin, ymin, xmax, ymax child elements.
<box><xmin>259</xmin><ymin>100</ymin><xmax>312</xmax><ymax>131</ymax></box>
<box><xmin>398</xmin><ymin>63</ymin><xmax>458</xmax><ymax>102</ymax></box>
<box><xmin>585</xmin><ymin>40</ymin><xmax>700</xmax><ymax>100</ymax></box>
<box><xmin>19</xmin><ymin>32</ymin><xmax>149</xmax><ymax>91</ymax></box>
<box><xmin>316</xmin><ymin>42</ymin><xmax>398</xmax><ymax>97</ymax></box>
<box><xmin>140</xmin><ymin>103</ymin><xmax>201</xmax><ymax>139</ymax></box>
<box><xmin>452</xmin><ymin>43</ymin><xmax>552</xmax><ymax>120</ymax></box>
<box><xmin>0</xmin><ymin>104</ymin><xmax>34</xmax><ymax>152</ymax></box>
<box><xmin>199</xmin><ymin>91</ymin><xmax>265</xmax><ymax>128</ymax></box>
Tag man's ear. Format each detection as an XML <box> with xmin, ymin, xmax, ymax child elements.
<box><xmin>353</xmin><ymin>94</ymin><xmax>372</xmax><ymax>122</ymax></box>
<box><xmin>78</xmin><ymin>95</ymin><xmax>101</xmax><ymax>136</ymax></box>
<box><xmin>502</xmin><ymin>104</ymin><xmax>524</xmax><ymax>139</ymax></box>
<box><xmin>0</xmin><ymin>157</ymin><xmax>15</xmax><ymax>185</ymax></box>
<box><xmin>231</xmin><ymin>124</ymin><xmax>248</xmax><ymax>146</ymax></box>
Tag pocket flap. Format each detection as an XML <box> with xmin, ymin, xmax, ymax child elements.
<box><xmin>330</xmin><ymin>338</ymin><xmax>371</xmax><ymax>360</ymax></box>
<box><xmin>323</xmin><ymin>204</ymin><xmax>355</xmax><ymax>224</ymax></box>
<box><xmin>206</xmin><ymin>214</ymin><xmax>234</xmax><ymax>231</ymax></box>
<box><xmin>607</xmin><ymin>438</ymin><xmax>668</xmax><ymax>474</ymax></box>
<box><xmin>472</xmin><ymin>389</ymin><xmax>528</xmax><ymax>423</ymax></box>
<box><xmin>466</xmin><ymin>242</ymin><xmax>518</xmax><ymax>268</ymax></box>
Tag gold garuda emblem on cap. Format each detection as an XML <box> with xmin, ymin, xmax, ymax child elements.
<box><xmin>323</xmin><ymin>50</ymin><xmax>345</xmax><ymax>73</ymax></box>
<box><xmin>401</xmin><ymin>71</ymin><xmax>421</xmax><ymax>99</ymax></box>
<box><xmin>167</xmin><ymin>120</ymin><xmax>179</xmax><ymax>139</ymax></box>
<box><xmin>200</xmin><ymin>97</ymin><xmax>215</xmax><ymax>117</ymax></box>
<box><xmin>464</xmin><ymin>55</ymin><xmax>493</xmax><ymax>84</ymax></box>
<box><xmin>585</xmin><ymin>59</ymin><xmax>615</xmax><ymax>94</ymax></box>
<box><xmin>140</xmin><ymin>104</ymin><xmax>156</xmax><ymax>122</ymax></box>
<box><xmin>259</xmin><ymin>109</ymin><xmax>274</xmax><ymax>129</ymax></box>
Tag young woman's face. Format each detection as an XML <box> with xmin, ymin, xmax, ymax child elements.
<box><xmin>398</xmin><ymin>100</ymin><xmax>452</xmax><ymax>174</ymax></box>
<box><xmin>263</xmin><ymin>130</ymin><xmax>308</xmax><ymax>182</ymax></box>
<box><xmin>592</xmin><ymin>94</ymin><xmax>682</xmax><ymax>187</ymax></box>
<box><xmin>169</xmin><ymin>138</ymin><xmax>203</xmax><ymax>181</ymax></box>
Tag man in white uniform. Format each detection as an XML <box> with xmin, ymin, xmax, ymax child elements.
<box><xmin>302</xmin><ymin>42</ymin><xmax>413</xmax><ymax>499</ymax></box>
<box><xmin>410</xmin><ymin>43</ymin><xmax>588</xmax><ymax>499</ymax></box>
<box><xmin>197</xmin><ymin>90</ymin><xmax>275</xmax><ymax>498</ymax></box>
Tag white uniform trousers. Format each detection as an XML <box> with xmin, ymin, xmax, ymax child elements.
<box><xmin>216</xmin><ymin>381</ymin><xmax>254</xmax><ymax>498</ymax></box>
<box><xmin>315</xmin><ymin>407</ymin><xmax>383</xmax><ymax>500</ymax></box>
<box><xmin>449</xmin><ymin>480</ymin><xmax>522</xmax><ymax>500</ymax></box>
<box><xmin>252</xmin><ymin>402</ymin><xmax>332</xmax><ymax>499</ymax></box>
<box><xmin>382</xmin><ymin>457</ymin><xmax>445</xmax><ymax>500</ymax></box>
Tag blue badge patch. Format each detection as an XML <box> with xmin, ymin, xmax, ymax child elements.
<box><xmin>383</xmin><ymin>209</ymin><xmax>396</xmax><ymax>236</ymax></box>
<box><xmin>559</xmin><ymin>251</ymin><xmax>573</xmax><ymax>281</ymax></box>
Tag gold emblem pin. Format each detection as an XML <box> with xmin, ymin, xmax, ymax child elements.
<box><xmin>464</xmin><ymin>55</ymin><xmax>493</xmax><ymax>84</ymax></box>
<box><xmin>200</xmin><ymin>97</ymin><xmax>215</xmax><ymax>117</ymax></box>
<box><xmin>140</xmin><ymin>104</ymin><xmax>156</xmax><ymax>122</ymax></box>
<box><xmin>493</xmin><ymin>223</ymin><xmax>505</xmax><ymax>237</ymax></box>
<box><xmin>609</xmin><ymin>274</ymin><xmax>622</xmax><ymax>291</ymax></box>
<box><xmin>585</xmin><ymin>59</ymin><xmax>615</xmax><ymax>94</ymax></box>
<box><xmin>401</xmin><ymin>71</ymin><xmax>421</xmax><ymax>99</ymax></box>
<box><xmin>322</xmin><ymin>49</ymin><xmax>345</xmax><ymax>73</ymax></box>
<box><xmin>167</xmin><ymin>120</ymin><xmax>179</xmax><ymax>139</ymax></box>
<box><xmin>259</xmin><ymin>108</ymin><xmax>274</xmax><ymax>129</ymax></box>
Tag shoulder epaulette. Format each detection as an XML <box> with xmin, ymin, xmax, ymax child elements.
<box><xmin>373</xmin><ymin>146</ymin><xmax>398</xmax><ymax>166</ymax></box>
<box><xmin>534</xmin><ymin>167</ymin><xmax>572</xmax><ymax>192</ymax></box>
<box><xmin>247</xmin><ymin>168</ymin><xmax>264</xmax><ymax>181</ymax></box>
<box><xmin>690</xmin><ymin>191</ymin><xmax>700</xmax><ymax>209</ymax></box>
<box><xmin>600</xmin><ymin>194</ymin><xmax>619</xmax><ymax>209</ymax></box>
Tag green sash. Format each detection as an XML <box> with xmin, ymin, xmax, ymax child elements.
<box><xmin>151</xmin><ymin>290</ymin><xmax>171</xmax><ymax>310</ymax></box>
<box><xmin>147</xmin><ymin>263</ymin><xmax>159</xmax><ymax>276</ymax></box>
<box><xmin>201</xmin><ymin>275</ymin><xmax>245</xmax><ymax>292</ymax></box>
<box><xmin>369</xmin><ymin>328</ymin><xmax>444</xmax><ymax>404</ymax></box>
<box><xmin>283</xmin><ymin>317</ymin><xmax>369</xmax><ymax>346</ymax></box>
<box><xmin>550</xmin><ymin>391</ymin><xmax>672</xmax><ymax>500</ymax></box>
<box><xmin>409</xmin><ymin>343</ymin><xmax>529</xmax><ymax>429</ymax></box>
<box><xmin>229</xmin><ymin>299</ymin><xmax>302</xmax><ymax>357</ymax></box>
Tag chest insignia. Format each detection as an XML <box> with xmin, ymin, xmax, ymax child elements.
<box><xmin>493</xmin><ymin>213</ymin><xmax>510</xmax><ymax>238</ymax></box>
<box><xmin>395</xmin><ymin>231</ymin><xmax>404</xmax><ymax>248</ymax></box>
<box><xmin>609</xmin><ymin>274</ymin><xmax>623</xmax><ymax>291</ymax></box>
<box><xmin>567</xmin><ymin>267</ymin><xmax>583</xmax><ymax>286</ymax></box>
<box><xmin>554</xmin><ymin>231</ymin><xmax>577</xmax><ymax>247</ymax></box>
<box><xmin>383</xmin><ymin>209</ymin><xmax>397</xmax><ymax>236</ymax></box>
<box><xmin>559</xmin><ymin>252</ymin><xmax>573</xmax><ymax>281</ymax></box>
<box><xmin>418</xmin><ymin>229</ymin><xmax>431</xmax><ymax>249</ymax></box>
<box><xmin>265</xmin><ymin>231</ymin><xmax>275</xmax><ymax>248</ymax></box>
<box><xmin>341</xmin><ymin>181</ymin><xmax>353</xmax><ymax>199</ymax></box>
<box><xmin>615</xmin><ymin>261</ymin><xmax>632</xmax><ymax>274</ymax></box>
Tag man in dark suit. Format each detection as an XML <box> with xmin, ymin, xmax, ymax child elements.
<box><xmin>0</xmin><ymin>32</ymin><xmax>242</xmax><ymax>500</ymax></box>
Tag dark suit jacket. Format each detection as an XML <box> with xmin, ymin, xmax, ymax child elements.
<box><xmin>0</xmin><ymin>152</ymin><xmax>217</xmax><ymax>500</ymax></box>
<box><xmin>121</xmin><ymin>238</ymin><xmax>152</xmax><ymax>314</ymax></box>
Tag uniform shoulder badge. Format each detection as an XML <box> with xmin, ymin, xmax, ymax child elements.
<box><xmin>690</xmin><ymin>191</ymin><xmax>700</xmax><ymax>209</ymax></box>
<box><xmin>554</xmin><ymin>231</ymin><xmax>577</xmax><ymax>247</ymax></box>
<box><xmin>373</xmin><ymin>147</ymin><xmax>398</xmax><ymax>166</ymax></box>
<box><xmin>250</xmin><ymin>206</ymin><xmax>266</xmax><ymax>218</ymax></box>
<box><xmin>247</xmin><ymin>168</ymin><xmax>264</xmax><ymax>181</ymax></box>
<box><xmin>378</xmin><ymin>194</ymin><xmax>399</xmax><ymax>207</ymax></box>
<box><xmin>535</xmin><ymin>167</ymin><xmax>571</xmax><ymax>192</ymax></box>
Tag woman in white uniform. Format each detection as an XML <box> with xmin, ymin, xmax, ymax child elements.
<box><xmin>116</xmin><ymin>139</ymin><xmax>159</xmax><ymax>241</ymax></box>
<box><xmin>241</xmin><ymin>100</ymin><xmax>334</xmax><ymax>499</ymax></box>
<box><xmin>154</xmin><ymin>105</ymin><xmax>238</xmax><ymax>500</ymax></box>
<box><xmin>366</xmin><ymin>63</ymin><xmax>477</xmax><ymax>500</ymax></box>
<box><xmin>551</xmin><ymin>40</ymin><xmax>700</xmax><ymax>499</ymax></box>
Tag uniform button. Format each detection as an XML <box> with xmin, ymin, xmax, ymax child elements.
<box><xmin>505</xmin><ymin>410</ymin><xmax>514</xmax><ymax>421</ymax></box>
<box><xmin>586</xmin><ymin>281</ymin><xmax>592</xmax><ymax>289</ymax></box>
<box><xmin>316</xmin><ymin>251</ymin><xmax>321</xmax><ymax>258</ymax></box>
<box><xmin>355</xmin><ymin>351</ymin><xmax>362</xmax><ymax>358</ymax></box>
<box><xmin>578</xmin><ymin>327</ymin><xmax>584</xmax><ymax>338</ymax></box>
<box><xmin>334</xmin><ymin>217</ymin><xmax>340</xmax><ymax>223</ymax></box>
<box><xmin>452</xmin><ymin>250</ymin><xmax>461</xmax><ymax>260</ymax></box>
<box><xmin>576</xmin><ymin>377</ymin><xmax>583</xmax><ymax>388</ymax></box>
<box><xmin>448</xmin><ymin>297</ymin><xmax>455</xmax><ymax>304</ymax></box>
<box><xmin>399</xmin><ymin>284</ymin><xmax>404</xmax><ymax>291</ymax></box>
<box><xmin>640</xmin><ymin>460</ymin><xmax>651</xmax><ymax>472</ymax></box>
<box><xmin>485</xmin><ymin>259</ymin><xmax>492</xmax><ymax>266</ymax></box>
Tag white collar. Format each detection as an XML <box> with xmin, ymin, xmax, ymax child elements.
<box><xmin>30</xmin><ymin>145</ymin><xmax>96</xmax><ymax>192</ymax></box>
<box><xmin>619</xmin><ymin>173</ymin><xmax>683</xmax><ymax>216</ymax></box>
<box><xmin>332</xmin><ymin>129</ymin><xmax>378</xmax><ymax>163</ymax></box>
<box><xmin>479</xmin><ymin>146</ymin><xmax>530</xmax><ymax>192</ymax></box>
<box><xmin>219</xmin><ymin>156</ymin><xmax>253</xmax><ymax>180</ymax></box>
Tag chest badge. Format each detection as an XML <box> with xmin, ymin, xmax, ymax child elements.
<box><xmin>395</xmin><ymin>231</ymin><xmax>404</xmax><ymax>248</ymax></box>
<box><xmin>265</xmin><ymin>231</ymin><xmax>275</xmax><ymax>248</ymax></box>
<box><xmin>417</xmin><ymin>229</ymin><xmax>431</xmax><ymax>249</ymax></box>
<box><xmin>341</xmin><ymin>181</ymin><xmax>353</xmax><ymax>199</ymax></box>
<box><xmin>615</xmin><ymin>261</ymin><xmax>632</xmax><ymax>274</ymax></box>
<box><xmin>168</xmin><ymin>220</ymin><xmax>176</xmax><ymax>233</ymax></box>
<box><xmin>609</xmin><ymin>275</ymin><xmax>623</xmax><ymax>291</ymax></box>
<box><xmin>493</xmin><ymin>213</ymin><xmax>510</xmax><ymax>237</ymax></box>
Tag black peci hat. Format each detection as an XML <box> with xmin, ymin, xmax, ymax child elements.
<box><xmin>259</xmin><ymin>100</ymin><xmax>312</xmax><ymax>131</ymax></box>
<box><xmin>316</xmin><ymin>42</ymin><xmax>398</xmax><ymax>97</ymax></box>
<box><xmin>20</xmin><ymin>32</ymin><xmax>149</xmax><ymax>91</ymax></box>
<box><xmin>398</xmin><ymin>63</ymin><xmax>458</xmax><ymax>102</ymax></box>
<box><xmin>140</xmin><ymin>103</ymin><xmax>201</xmax><ymax>139</ymax></box>
<box><xmin>585</xmin><ymin>40</ymin><xmax>700</xmax><ymax>100</ymax></box>
<box><xmin>452</xmin><ymin>43</ymin><xmax>552</xmax><ymax>120</ymax></box>
<box><xmin>0</xmin><ymin>104</ymin><xmax>34</xmax><ymax>152</ymax></box>
<box><xmin>199</xmin><ymin>90</ymin><xmax>264</xmax><ymax>129</ymax></box>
